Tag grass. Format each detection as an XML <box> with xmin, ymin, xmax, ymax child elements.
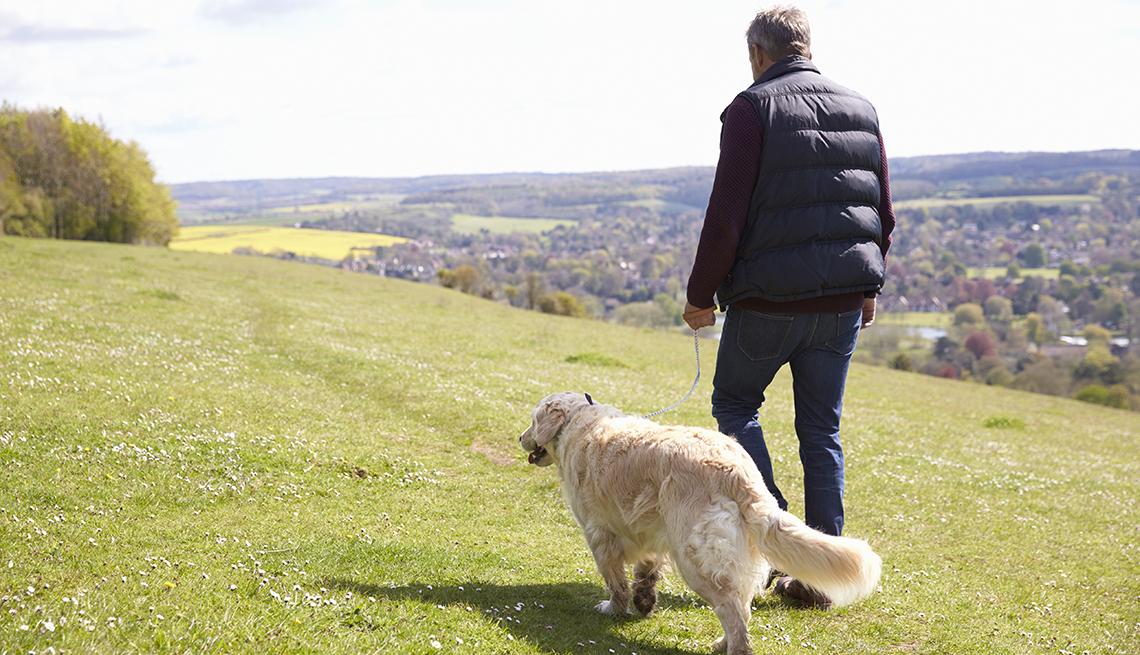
<box><xmin>967</xmin><ymin>267</ymin><xmax>1061</xmax><ymax>280</ymax></box>
<box><xmin>170</xmin><ymin>224</ymin><xmax>406</xmax><ymax>260</ymax></box>
<box><xmin>895</xmin><ymin>194</ymin><xmax>1099</xmax><ymax>210</ymax></box>
<box><xmin>618</xmin><ymin>199</ymin><xmax>697</xmax><ymax>213</ymax></box>
<box><xmin>451</xmin><ymin>214</ymin><xmax>575</xmax><ymax>235</ymax></box>
<box><xmin>266</xmin><ymin>196</ymin><xmax>407</xmax><ymax>215</ymax></box>
<box><xmin>876</xmin><ymin>312</ymin><xmax>952</xmax><ymax>328</ymax></box>
<box><xmin>185</xmin><ymin>214</ymin><xmax>315</xmax><ymax>227</ymax></box>
<box><xmin>1</xmin><ymin>235</ymin><xmax>1137</xmax><ymax>654</ymax></box>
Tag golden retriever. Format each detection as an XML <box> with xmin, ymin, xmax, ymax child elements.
<box><xmin>518</xmin><ymin>392</ymin><xmax>881</xmax><ymax>655</ymax></box>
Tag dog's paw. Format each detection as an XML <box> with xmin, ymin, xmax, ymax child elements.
<box><xmin>632</xmin><ymin>585</ymin><xmax>657</xmax><ymax>616</ymax></box>
<box><xmin>594</xmin><ymin>600</ymin><xmax>626</xmax><ymax>616</ymax></box>
<box><xmin>710</xmin><ymin>635</ymin><xmax>728</xmax><ymax>654</ymax></box>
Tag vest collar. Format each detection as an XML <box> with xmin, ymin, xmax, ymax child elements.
<box><xmin>749</xmin><ymin>55</ymin><xmax>819</xmax><ymax>88</ymax></box>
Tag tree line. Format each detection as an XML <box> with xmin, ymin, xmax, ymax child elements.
<box><xmin>0</xmin><ymin>104</ymin><xmax>177</xmax><ymax>245</ymax></box>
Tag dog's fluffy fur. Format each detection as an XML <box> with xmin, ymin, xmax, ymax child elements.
<box><xmin>518</xmin><ymin>392</ymin><xmax>881</xmax><ymax>655</ymax></box>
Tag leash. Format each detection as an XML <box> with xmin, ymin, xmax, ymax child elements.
<box><xmin>642</xmin><ymin>328</ymin><xmax>701</xmax><ymax>419</ymax></box>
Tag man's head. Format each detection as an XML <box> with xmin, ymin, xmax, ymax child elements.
<box><xmin>746</xmin><ymin>5</ymin><xmax>812</xmax><ymax>81</ymax></box>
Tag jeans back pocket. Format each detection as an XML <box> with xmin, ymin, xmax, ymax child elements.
<box><xmin>737</xmin><ymin>311</ymin><xmax>795</xmax><ymax>361</ymax></box>
<box><xmin>823</xmin><ymin>308</ymin><xmax>863</xmax><ymax>356</ymax></box>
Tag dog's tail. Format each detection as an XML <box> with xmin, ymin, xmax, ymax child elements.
<box><xmin>751</xmin><ymin>510</ymin><xmax>881</xmax><ymax>607</ymax></box>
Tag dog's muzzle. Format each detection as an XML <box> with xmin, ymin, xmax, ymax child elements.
<box><xmin>527</xmin><ymin>446</ymin><xmax>548</xmax><ymax>465</ymax></box>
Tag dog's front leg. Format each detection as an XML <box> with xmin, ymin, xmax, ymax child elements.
<box><xmin>586</xmin><ymin>528</ymin><xmax>629</xmax><ymax>616</ymax></box>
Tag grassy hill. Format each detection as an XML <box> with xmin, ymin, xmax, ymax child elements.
<box><xmin>1</xmin><ymin>236</ymin><xmax>1136</xmax><ymax>654</ymax></box>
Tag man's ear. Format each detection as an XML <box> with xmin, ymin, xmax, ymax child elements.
<box><xmin>532</xmin><ymin>403</ymin><xmax>567</xmax><ymax>448</ymax></box>
<box><xmin>749</xmin><ymin>43</ymin><xmax>765</xmax><ymax>66</ymax></box>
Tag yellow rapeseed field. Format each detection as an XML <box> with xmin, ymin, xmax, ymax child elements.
<box><xmin>171</xmin><ymin>225</ymin><xmax>406</xmax><ymax>260</ymax></box>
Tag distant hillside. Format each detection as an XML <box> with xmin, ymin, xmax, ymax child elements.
<box><xmin>171</xmin><ymin>150</ymin><xmax>1140</xmax><ymax>221</ymax></box>
<box><xmin>166</xmin><ymin>149</ymin><xmax>1140</xmax><ymax>413</ymax></box>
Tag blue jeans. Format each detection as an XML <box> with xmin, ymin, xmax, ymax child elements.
<box><xmin>712</xmin><ymin>306</ymin><xmax>862</xmax><ymax>537</ymax></box>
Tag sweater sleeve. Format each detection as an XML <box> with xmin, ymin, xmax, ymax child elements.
<box><xmin>878</xmin><ymin>133</ymin><xmax>895</xmax><ymax>260</ymax></box>
<box><xmin>686</xmin><ymin>96</ymin><xmax>763</xmax><ymax>309</ymax></box>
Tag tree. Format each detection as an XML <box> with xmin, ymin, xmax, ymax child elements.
<box><xmin>888</xmin><ymin>352</ymin><xmax>914</xmax><ymax>372</ymax></box>
<box><xmin>1092</xmin><ymin>288</ymin><xmax>1127</xmax><ymax>329</ymax></box>
<box><xmin>652</xmin><ymin>293</ymin><xmax>682</xmax><ymax>326</ymax></box>
<box><xmin>1012</xmin><ymin>276</ymin><xmax>1045</xmax><ymax>315</ymax></box>
<box><xmin>953</xmin><ymin>303</ymin><xmax>985</xmax><ymax>327</ymax></box>
<box><xmin>452</xmin><ymin>265</ymin><xmax>479</xmax><ymax>294</ymax></box>
<box><xmin>1025</xmin><ymin>313</ymin><xmax>1047</xmax><ymax>345</ymax></box>
<box><xmin>537</xmin><ymin>291</ymin><xmax>586</xmax><ymax>318</ymax></box>
<box><xmin>1083</xmin><ymin>324</ymin><xmax>1112</xmax><ymax>344</ymax></box>
<box><xmin>983</xmin><ymin>296</ymin><xmax>1013</xmax><ymax>323</ymax></box>
<box><xmin>1019</xmin><ymin>242</ymin><xmax>1046</xmax><ymax>268</ymax></box>
<box><xmin>1012</xmin><ymin>358</ymin><xmax>1070</xmax><ymax>396</ymax></box>
<box><xmin>1035</xmin><ymin>295</ymin><xmax>1069</xmax><ymax>336</ymax></box>
<box><xmin>977</xmin><ymin>355</ymin><xmax>1012</xmax><ymax>385</ymax></box>
<box><xmin>1075</xmin><ymin>384</ymin><xmax>1130</xmax><ymax>409</ymax></box>
<box><xmin>437</xmin><ymin>268</ymin><xmax>457</xmax><ymax>289</ymax></box>
<box><xmin>1075</xmin><ymin>344</ymin><xmax>1122</xmax><ymax>385</ymax></box>
<box><xmin>0</xmin><ymin>103</ymin><xmax>177</xmax><ymax>245</ymax></box>
<box><xmin>964</xmin><ymin>331</ymin><xmax>997</xmax><ymax>359</ymax></box>
<box><xmin>524</xmin><ymin>272</ymin><xmax>545</xmax><ymax>310</ymax></box>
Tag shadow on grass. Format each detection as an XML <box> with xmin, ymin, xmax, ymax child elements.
<box><xmin>325</xmin><ymin>577</ymin><xmax>706</xmax><ymax>655</ymax></box>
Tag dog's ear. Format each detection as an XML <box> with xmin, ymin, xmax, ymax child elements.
<box><xmin>532</xmin><ymin>401</ymin><xmax>568</xmax><ymax>448</ymax></box>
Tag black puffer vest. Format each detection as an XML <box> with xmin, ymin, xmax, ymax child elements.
<box><xmin>716</xmin><ymin>56</ymin><xmax>886</xmax><ymax>308</ymax></box>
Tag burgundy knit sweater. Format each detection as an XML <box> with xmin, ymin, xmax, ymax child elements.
<box><xmin>687</xmin><ymin>95</ymin><xmax>896</xmax><ymax>313</ymax></box>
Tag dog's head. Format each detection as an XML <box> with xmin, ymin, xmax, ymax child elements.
<box><xmin>518</xmin><ymin>392</ymin><xmax>594</xmax><ymax>467</ymax></box>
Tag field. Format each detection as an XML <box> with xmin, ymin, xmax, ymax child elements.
<box><xmin>170</xmin><ymin>225</ymin><xmax>406</xmax><ymax>260</ymax></box>
<box><xmin>265</xmin><ymin>195</ymin><xmax>407</xmax><ymax>215</ymax></box>
<box><xmin>967</xmin><ymin>267</ymin><xmax>1061</xmax><ymax>280</ymax></box>
<box><xmin>451</xmin><ymin>214</ymin><xmax>575</xmax><ymax>235</ymax></box>
<box><xmin>894</xmin><ymin>194</ymin><xmax>1099</xmax><ymax>210</ymax></box>
<box><xmin>1</xmin><ymin>235</ymin><xmax>1137</xmax><ymax>654</ymax></box>
<box><xmin>876</xmin><ymin>312</ymin><xmax>952</xmax><ymax>328</ymax></box>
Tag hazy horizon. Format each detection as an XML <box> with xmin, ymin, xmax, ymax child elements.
<box><xmin>165</xmin><ymin>147</ymin><xmax>1137</xmax><ymax>186</ymax></box>
<box><xmin>4</xmin><ymin>0</ymin><xmax>1138</xmax><ymax>184</ymax></box>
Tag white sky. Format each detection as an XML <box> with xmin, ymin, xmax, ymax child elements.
<box><xmin>1</xmin><ymin>0</ymin><xmax>1137</xmax><ymax>183</ymax></box>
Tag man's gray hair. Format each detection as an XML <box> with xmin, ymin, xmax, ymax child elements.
<box><xmin>746</xmin><ymin>6</ymin><xmax>811</xmax><ymax>59</ymax></box>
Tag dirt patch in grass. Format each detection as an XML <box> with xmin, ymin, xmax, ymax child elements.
<box><xmin>565</xmin><ymin>352</ymin><xmax>629</xmax><ymax>368</ymax></box>
<box><xmin>471</xmin><ymin>441</ymin><xmax>517</xmax><ymax>466</ymax></box>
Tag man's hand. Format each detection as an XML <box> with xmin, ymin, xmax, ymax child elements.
<box><xmin>861</xmin><ymin>297</ymin><xmax>876</xmax><ymax>328</ymax></box>
<box><xmin>683</xmin><ymin>302</ymin><xmax>716</xmax><ymax>331</ymax></box>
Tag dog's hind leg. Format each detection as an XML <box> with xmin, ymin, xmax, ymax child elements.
<box><xmin>710</xmin><ymin>597</ymin><xmax>752</xmax><ymax>655</ymax></box>
<box><xmin>587</xmin><ymin>528</ymin><xmax>629</xmax><ymax>616</ymax></box>
<box><xmin>632</xmin><ymin>557</ymin><xmax>664</xmax><ymax>617</ymax></box>
<box><xmin>670</xmin><ymin>550</ymin><xmax>752</xmax><ymax>655</ymax></box>
<box><xmin>666</xmin><ymin>499</ymin><xmax>756</xmax><ymax>654</ymax></box>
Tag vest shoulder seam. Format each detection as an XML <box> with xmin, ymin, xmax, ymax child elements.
<box><xmin>743</xmin><ymin>88</ymin><xmax>873</xmax><ymax>103</ymax></box>
<box><xmin>763</xmin><ymin>164</ymin><xmax>881</xmax><ymax>175</ymax></box>
<box><xmin>768</xmin><ymin>127</ymin><xmax>880</xmax><ymax>136</ymax></box>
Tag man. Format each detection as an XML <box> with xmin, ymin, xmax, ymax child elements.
<box><xmin>682</xmin><ymin>6</ymin><xmax>895</xmax><ymax>609</ymax></box>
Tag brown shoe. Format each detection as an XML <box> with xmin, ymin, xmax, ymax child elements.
<box><xmin>773</xmin><ymin>576</ymin><xmax>833</xmax><ymax>610</ymax></box>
